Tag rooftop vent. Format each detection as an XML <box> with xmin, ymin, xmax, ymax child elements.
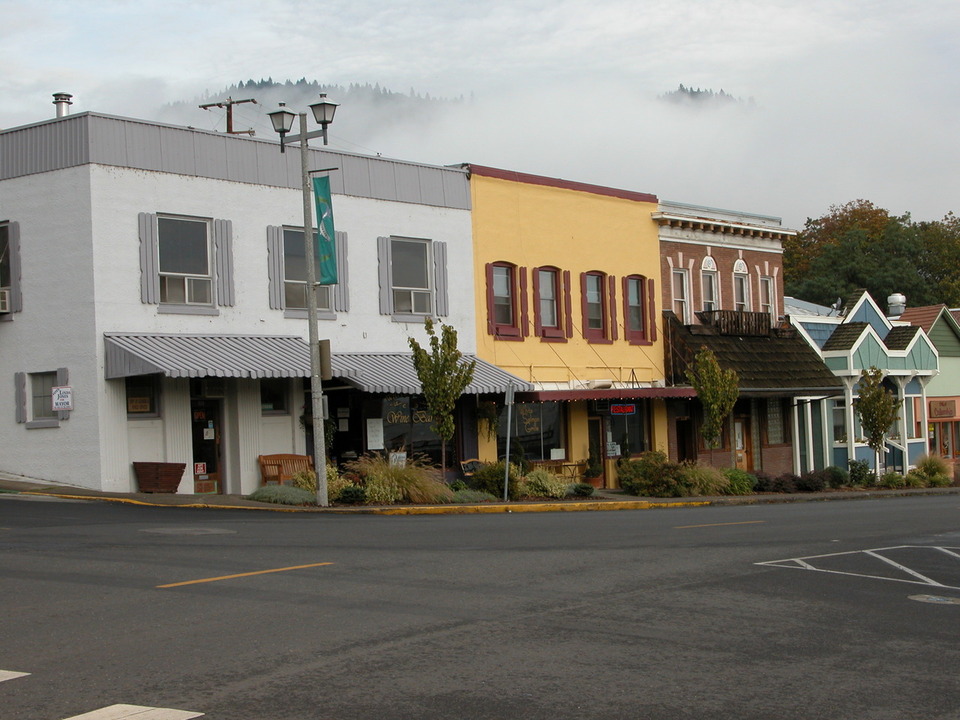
<box><xmin>888</xmin><ymin>293</ymin><xmax>906</xmax><ymax>317</ymax></box>
<box><xmin>53</xmin><ymin>92</ymin><xmax>73</xmax><ymax>117</ymax></box>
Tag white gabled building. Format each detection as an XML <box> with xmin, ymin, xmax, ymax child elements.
<box><xmin>0</xmin><ymin>108</ymin><xmax>524</xmax><ymax>494</ymax></box>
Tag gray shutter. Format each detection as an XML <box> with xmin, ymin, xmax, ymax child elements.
<box><xmin>14</xmin><ymin>372</ymin><xmax>26</xmax><ymax>423</ymax></box>
<box><xmin>433</xmin><ymin>240</ymin><xmax>449</xmax><ymax>317</ymax></box>
<box><xmin>138</xmin><ymin>212</ymin><xmax>160</xmax><ymax>304</ymax></box>
<box><xmin>266</xmin><ymin>226</ymin><xmax>284</xmax><ymax>310</ymax></box>
<box><xmin>377</xmin><ymin>236</ymin><xmax>392</xmax><ymax>315</ymax></box>
<box><xmin>8</xmin><ymin>221</ymin><xmax>22</xmax><ymax>312</ymax></box>
<box><xmin>214</xmin><ymin>219</ymin><xmax>235</xmax><ymax>307</ymax></box>
<box><xmin>56</xmin><ymin>367</ymin><xmax>69</xmax><ymax>421</ymax></box>
<box><xmin>333</xmin><ymin>231</ymin><xmax>349</xmax><ymax>312</ymax></box>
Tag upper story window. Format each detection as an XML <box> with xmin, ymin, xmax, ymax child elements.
<box><xmin>283</xmin><ymin>228</ymin><xmax>331</xmax><ymax>312</ymax></box>
<box><xmin>139</xmin><ymin>213</ymin><xmax>234</xmax><ymax>315</ymax></box>
<box><xmin>760</xmin><ymin>276</ymin><xmax>775</xmax><ymax>317</ymax></box>
<box><xmin>672</xmin><ymin>268</ymin><xmax>690</xmax><ymax>323</ymax></box>
<box><xmin>267</xmin><ymin>226</ymin><xmax>348</xmax><ymax>318</ymax></box>
<box><xmin>701</xmin><ymin>256</ymin><xmax>718</xmax><ymax>312</ymax></box>
<box><xmin>485</xmin><ymin>262</ymin><xmax>526</xmax><ymax>339</ymax></box>
<box><xmin>623</xmin><ymin>274</ymin><xmax>654</xmax><ymax>345</ymax></box>
<box><xmin>377</xmin><ymin>235</ymin><xmax>449</xmax><ymax>321</ymax></box>
<box><xmin>158</xmin><ymin>217</ymin><xmax>212</xmax><ymax>305</ymax></box>
<box><xmin>733</xmin><ymin>259</ymin><xmax>750</xmax><ymax>312</ymax></box>
<box><xmin>534</xmin><ymin>266</ymin><xmax>570</xmax><ymax>340</ymax></box>
<box><xmin>581</xmin><ymin>271</ymin><xmax>615</xmax><ymax>342</ymax></box>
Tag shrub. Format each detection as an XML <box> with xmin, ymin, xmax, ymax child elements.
<box><xmin>247</xmin><ymin>485</ymin><xmax>316</xmax><ymax>506</ymax></box>
<box><xmin>291</xmin><ymin>465</ymin><xmax>350</xmax><ymax>498</ymax></box>
<box><xmin>676</xmin><ymin>463</ymin><xmax>730</xmax><ymax>496</ymax></box>
<box><xmin>338</xmin><ymin>485</ymin><xmax>367</xmax><ymax>504</ymax></box>
<box><xmin>822</xmin><ymin>465</ymin><xmax>849</xmax><ymax>488</ymax></box>
<box><xmin>452</xmin><ymin>488</ymin><xmax>499</xmax><ymax>503</ymax></box>
<box><xmin>926</xmin><ymin>473</ymin><xmax>952</xmax><ymax>488</ymax></box>
<box><xmin>770</xmin><ymin>474</ymin><xmax>798</xmax><ymax>493</ymax></box>
<box><xmin>619</xmin><ymin>451</ymin><xmax>684</xmax><ymax>497</ymax></box>
<box><xmin>914</xmin><ymin>454</ymin><xmax>950</xmax><ymax>478</ymax></box>
<box><xmin>364</xmin><ymin>475</ymin><xmax>404</xmax><ymax>504</ymax></box>
<box><xmin>470</xmin><ymin>460</ymin><xmax>523</xmax><ymax>500</ymax></box>
<box><xmin>569</xmin><ymin>482</ymin><xmax>595</xmax><ymax>497</ymax></box>
<box><xmin>723</xmin><ymin>468</ymin><xmax>757</xmax><ymax>495</ymax></box>
<box><xmin>796</xmin><ymin>470</ymin><xmax>827</xmax><ymax>493</ymax></box>
<box><xmin>879</xmin><ymin>471</ymin><xmax>906</xmax><ymax>489</ymax></box>
<box><xmin>449</xmin><ymin>479</ymin><xmax>468</xmax><ymax>491</ymax></box>
<box><xmin>848</xmin><ymin>459</ymin><xmax>874</xmax><ymax>487</ymax></box>
<box><xmin>520</xmin><ymin>468</ymin><xmax>569</xmax><ymax>499</ymax></box>
<box><xmin>344</xmin><ymin>453</ymin><xmax>453</xmax><ymax>504</ymax></box>
<box><xmin>753</xmin><ymin>471</ymin><xmax>776</xmax><ymax>493</ymax></box>
<box><xmin>905</xmin><ymin>470</ymin><xmax>928</xmax><ymax>488</ymax></box>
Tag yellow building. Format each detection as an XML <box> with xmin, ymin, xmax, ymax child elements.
<box><xmin>465</xmin><ymin>165</ymin><xmax>680</xmax><ymax>487</ymax></box>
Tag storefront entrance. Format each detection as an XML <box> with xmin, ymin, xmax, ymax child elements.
<box><xmin>191</xmin><ymin>397</ymin><xmax>222</xmax><ymax>493</ymax></box>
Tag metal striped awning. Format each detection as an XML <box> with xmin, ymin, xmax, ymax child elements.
<box><xmin>104</xmin><ymin>334</ymin><xmax>532</xmax><ymax>394</ymax></box>
<box><xmin>331</xmin><ymin>352</ymin><xmax>532</xmax><ymax>395</ymax></box>
<box><xmin>104</xmin><ymin>333</ymin><xmax>311</xmax><ymax>379</ymax></box>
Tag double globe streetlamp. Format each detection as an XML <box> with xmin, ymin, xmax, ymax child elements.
<box><xmin>268</xmin><ymin>94</ymin><xmax>339</xmax><ymax>506</ymax></box>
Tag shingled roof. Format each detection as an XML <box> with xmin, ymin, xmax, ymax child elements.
<box><xmin>669</xmin><ymin>315</ymin><xmax>842</xmax><ymax>395</ymax></box>
<box><xmin>822</xmin><ymin>322</ymin><xmax>869</xmax><ymax>351</ymax></box>
<box><xmin>883</xmin><ymin>325</ymin><xmax>920</xmax><ymax>350</ymax></box>
<box><xmin>897</xmin><ymin>305</ymin><xmax>947</xmax><ymax>334</ymax></box>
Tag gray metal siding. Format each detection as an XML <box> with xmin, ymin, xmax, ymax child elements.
<box><xmin>331</xmin><ymin>353</ymin><xmax>532</xmax><ymax>395</ymax></box>
<box><xmin>2</xmin><ymin>113</ymin><xmax>469</xmax><ymax>209</ymax></box>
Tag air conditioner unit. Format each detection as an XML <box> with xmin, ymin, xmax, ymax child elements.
<box><xmin>0</xmin><ymin>289</ymin><xmax>10</xmax><ymax>314</ymax></box>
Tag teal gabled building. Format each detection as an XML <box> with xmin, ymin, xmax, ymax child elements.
<box><xmin>787</xmin><ymin>291</ymin><xmax>938</xmax><ymax>474</ymax></box>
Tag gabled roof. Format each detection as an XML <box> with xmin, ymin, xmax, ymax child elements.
<box><xmin>897</xmin><ymin>305</ymin><xmax>946</xmax><ymax>334</ymax></box>
<box><xmin>822</xmin><ymin>323</ymin><xmax>869</xmax><ymax>351</ymax></box>
<box><xmin>883</xmin><ymin>325</ymin><xmax>920</xmax><ymax>350</ymax></box>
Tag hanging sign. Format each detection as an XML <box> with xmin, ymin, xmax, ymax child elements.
<box><xmin>610</xmin><ymin>403</ymin><xmax>636</xmax><ymax>415</ymax></box>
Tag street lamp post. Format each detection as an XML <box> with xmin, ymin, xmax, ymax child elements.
<box><xmin>268</xmin><ymin>95</ymin><xmax>339</xmax><ymax>506</ymax></box>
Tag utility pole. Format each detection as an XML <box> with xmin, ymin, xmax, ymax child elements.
<box><xmin>199</xmin><ymin>97</ymin><xmax>258</xmax><ymax>135</ymax></box>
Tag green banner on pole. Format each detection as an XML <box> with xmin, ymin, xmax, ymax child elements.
<box><xmin>312</xmin><ymin>175</ymin><xmax>337</xmax><ymax>285</ymax></box>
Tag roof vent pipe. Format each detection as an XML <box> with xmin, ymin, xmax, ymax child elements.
<box><xmin>53</xmin><ymin>92</ymin><xmax>73</xmax><ymax>117</ymax></box>
<box><xmin>888</xmin><ymin>292</ymin><xmax>906</xmax><ymax>317</ymax></box>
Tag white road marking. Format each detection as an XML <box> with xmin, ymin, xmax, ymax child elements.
<box><xmin>61</xmin><ymin>704</ymin><xmax>203</xmax><ymax>719</ymax></box>
<box><xmin>0</xmin><ymin>669</ymin><xmax>30</xmax><ymax>682</ymax></box>
<box><xmin>756</xmin><ymin>545</ymin><xmax>960</xmax><ymax>591</ymax></box>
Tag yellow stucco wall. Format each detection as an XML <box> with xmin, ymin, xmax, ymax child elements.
<box><xmin>468</xmin><ymin>170</ymin><xmax>668</xmax><ymax>474</ymax></box>
<box><xmin>470</xmin><ymin>172</ymin><xmax>664</xmax><ymax>384</ymax></box>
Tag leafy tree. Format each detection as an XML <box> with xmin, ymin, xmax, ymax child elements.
<box><xmin>687</xmin><ymin>347</ymin><xmax>739</xmax><ymax>454</ymax></box>
<box><xmin>408</xmin><ymin>318</ymin><xmax>476</xmax><ymax>474</ymax></box>
<box><xmin>854</xmin><ymin>367</ymin><xmax>900</xmax><ymax>475</ymax></box>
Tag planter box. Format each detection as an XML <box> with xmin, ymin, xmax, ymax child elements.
<box><xmin>133</xmin><ymin>462</ymin><xmax>186</xmax><ymax>493</ymax></box>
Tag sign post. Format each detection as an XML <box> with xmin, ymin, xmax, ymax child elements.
<box><xmin>503</xmin><ymin>385</ymin><xmax>516</xmax><ymax>501</ymax></box>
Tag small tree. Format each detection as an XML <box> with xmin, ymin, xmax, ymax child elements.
<box><xmin>854</xmin><ymin>366</ymin><xmax>900</xmax><ymax>475</ymax></box>
<box><xmin>408</xmin><ymin>317</ymin><xmax>476</xmax><ymax>474</ymax></box>
<box><xmin>687</xmin><ymin>347</ymin><xmax>739</xmax><ymax>459</ymax></box>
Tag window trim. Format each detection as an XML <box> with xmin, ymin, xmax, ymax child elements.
<box><xmin>672</xmin><ymin>268</ymin><xmax>690</xmax><ymax>323</ymax></box>
<box><xmin>581</xmin><ymin>271</ymin><xmax>612</xmax><ymax>343</ymax></box>
<box><xmin>281</xmin><ymin>226</ymin><xmax>334</xmax><ymax>318</ymax></box>
<box><xmin>486</xmin><ymin>262</ymin><xmax>525</xmax><ymax>340</ymax></box>
<box><xmin>533</xmin><ymin>266</ymin><xmax>570</xmax><ymax>341</ymax></box>
<box><xmin>126</xmin><ymin>375</ymin><xmax>161</xmax><ymax>419</ymax></box>
<box><xmin>16</xmin><ymin>368</ymin><xmax>69</xmax><ymax>429</ymax></box>
<box><xmin>0</xmin><ymin>220</ymin><xmax>22</xmax><ymax>320</ymax></box>
<box><xmin>623</xmin><ymin>274</ymin><xmax>655</xmax><ymax>345</ymax></box>
<box><xmin>378</xmin><ymin>235</ymin><xmax>447</xmax><ymax>322</ymax></box>
<box><xmin>760</xmin><ymin>275</ymin><xmax>775</xmax><ymax>317</ymax></box>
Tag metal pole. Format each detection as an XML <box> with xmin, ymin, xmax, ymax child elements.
<box><xmin>298</xmin><ymin>112</ymin><xmax>329</xmax><ymax>506</ymax></box>
<box><xmin>503</xmin><ymin>385</ymin><xmax>515</xmax><ymax>501</ymax></box>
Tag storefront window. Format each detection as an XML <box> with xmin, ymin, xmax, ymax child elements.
<box><xmin>497</xmin><ymin>402</ymin><xmax>565</xmax><ymax>461</ymax></box>
<box><xmin>606</xmin><ymin>406</ymin><xmax>650</xmax><ymax>457</ymax></box>
<box><xmin>381</xmin><ymin>396</ymin><xmax>442</xmax><ymax>464</ymax></box>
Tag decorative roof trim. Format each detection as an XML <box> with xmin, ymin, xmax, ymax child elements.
<box><xmin>652</xmin><ymin>211</ymin><xmax>797</xmax><ymax>241</ymax></box>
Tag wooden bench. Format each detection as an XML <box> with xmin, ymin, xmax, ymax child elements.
<box><xmin>258</xmin><ymin>453</ymin><xmax>314</xmax><ymax>485</ymax></box>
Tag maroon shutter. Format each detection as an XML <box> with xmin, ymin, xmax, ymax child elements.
<box><xmin>563</xmin><ymin>270</ymin><xmax>573</xmax><ymax>338</ymax></box>
<box><xmin>532</xmin><ymin>267</ymin><xmax>542</xmax><ymax>337</ymax></box>
<box><xmin>579</xmin><ymin>272</ymin><xmax>588</xmax><ymax>339</ymax></box>
<box><xmin>519</xmin><ymin>266</ymin><xmax>529</xmax><ymax>337</ymax></box>
<box><xmin>648</xmin><ymin>277</ymin><xmax>657</xmax><ymax>342</ymax></box>
<box><xmin>484</xmin><ymin>263</ymin><xmax>495</xmax><ymax>335</ymax></box>
<box><xmin>608</xmin><ymin>275</ymin><xmax>618</xmax><ymax>341</ymax></box>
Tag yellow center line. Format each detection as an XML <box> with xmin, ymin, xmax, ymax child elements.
<box><xmin>157</xmin><ymin>562</ymin><xmax>334</xmax><ymax>588</ymax></box>
<box><xmin>675</xmin><ymin>520</ymin><xmax>767</xmax><ymax>529</ymax></box>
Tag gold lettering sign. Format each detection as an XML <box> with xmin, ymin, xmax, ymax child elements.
<box><xmin>128</xmin><ymin>397</ymin><xmax>151</xmax><ymax>413</ymax></box>
<box><xmin>517</xmin><ymin>405</ymin><xmax>540</xmax><ymax>434</ymax></box>
<box><xmin>929</xmin><ymin>400</ymin><xmax>957</xmax><ymax>419</ymax></box>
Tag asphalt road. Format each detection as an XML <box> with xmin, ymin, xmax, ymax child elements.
<box><xmin>1</xmin><ymin>495</ymin><xmax>959</xmax><ymax>719</ymax></box>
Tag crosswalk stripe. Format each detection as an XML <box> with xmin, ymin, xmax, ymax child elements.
<box><xmin>61</xmin><ymin>704</ymin><xmax>203</xmax><ymax>719</ymax></box>
<box><xmin>0</xmin><ymin>669</ymin><xmax>30</xmax><ymax>682</ymax></box>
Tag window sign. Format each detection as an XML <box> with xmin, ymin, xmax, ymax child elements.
<box><xmin>610</xmin><ymin>403</ymin><xmax>636</xmax><ymax>415</ymax></box>
<box><xmin>51</xmin><ymin>386</ymin><xmax>73</xmax><ymax>411</ymax></box>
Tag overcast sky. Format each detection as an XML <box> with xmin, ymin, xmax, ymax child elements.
<box><xmin>2</xmin><ymin>0</ymin><xmax>957</xmax><ymax>228</ymax></box>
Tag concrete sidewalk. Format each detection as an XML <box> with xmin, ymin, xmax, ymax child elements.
<box><xmin>2</xmin><ymin>472</ymin><xmax>958</xmax><ymax>515</ymax></box>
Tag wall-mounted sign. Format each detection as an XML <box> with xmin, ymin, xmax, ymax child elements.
<box><xmin>194</xmin><ymin>462</ymin><xmax>207</xmax><ymax>475</ymax></box>
<box><xmin>930</xmin><ymin>400</ymin><xmax>957</xmax><ymax>419</ymax></box>
<box><xmin>610</xmin><ymin>403</ymin><xmax>636</xmax><ymax>415</ymax></box>
<box><xmin>51</xmin><ymin>386</ymin><xmax>73</xmax><ymax>411</ymax></box>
